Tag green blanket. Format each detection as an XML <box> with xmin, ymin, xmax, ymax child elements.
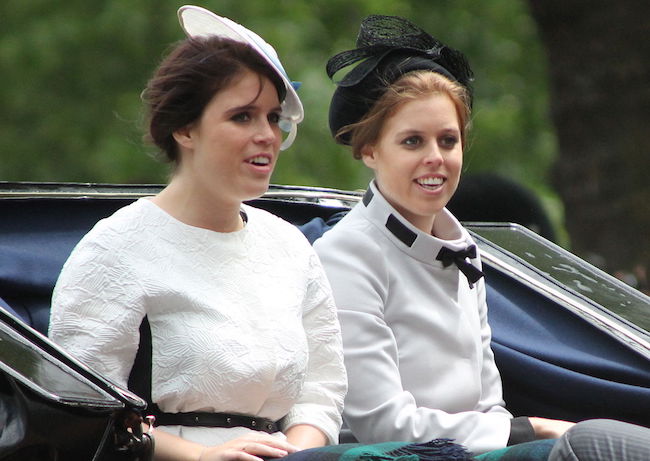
<box><xmin>278</xmin><ymin>440</ymin><xmax>472</xmax><ymax>461</ymax></box>
<box><xmin>276</xmin><ymin>438</ymin><xmax>556</xmax><ymax>461</ymax></box>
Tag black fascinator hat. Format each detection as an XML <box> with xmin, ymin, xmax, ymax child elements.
<box><xmin>327</xmin><ymin>15</ymin><xmax>474</xmax><ymax>145</ymax></box>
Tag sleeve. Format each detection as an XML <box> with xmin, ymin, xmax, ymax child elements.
<box><xmin>474</xmin><ymin>276</ymin><xmax>510</xmax><ymax>415</ymax></box>
<box><xmin>508</xmin><ymin>417</ymin><xmax>536</xmax><ymax>445</ymax></box>
<box><xmin>48</xmin><ymin>233</ymin><xmax>146</xmax><ymax>389</ymax></box>
<box><xmin>281</xmin><ymin>247</ymin><xmax>347</xmax><ymax>445</ymax></box>
<box><xmin>315</xmin><ymin>229</ymin><xmax>512</xmax><ymax>455</ymax></box>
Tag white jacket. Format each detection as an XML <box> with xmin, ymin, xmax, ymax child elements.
<box><xmin>314</xmin><ymin>181</ymin><xmax>512</xmax><ymax>454</ymax></box>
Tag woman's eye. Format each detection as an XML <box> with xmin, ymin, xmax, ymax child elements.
<box><xmin>268</xmin><ymin>112</ymin><xmax>281</xmax><ymax>124</ymax></box>
<box><xmin>402</xmin><ymin>136</ymin><xmax>422</xmax><ymax>147</ymax></box>
<box><xmin>440</xmin><ymin>135</ymin><xmax>459</xmax><ymax>149</ymax></box>
<box><xmin>231</xmin><ymin>112</ymin><xmax>251</xmax><ymax>122</ymax></box>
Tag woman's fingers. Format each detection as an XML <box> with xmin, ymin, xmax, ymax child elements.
<box><xmin>239</xmin><ymin>441</ymin><xmax>290</xmax><ymax>458</ymax></box>
<box><xmin>200</xmin><ymin>434</ymin><xmax>299</xmax><ymax>461</ymax></box>
<box><xmin>244</xmin><ymin>434</ymin><xmax>298</xmax><ymax>453</ymax></box>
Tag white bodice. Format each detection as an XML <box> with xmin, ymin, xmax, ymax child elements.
<box><xmin>50</xmin><ymin>198</ymin><xmax>346</xmax><ymax>444</ymax></box>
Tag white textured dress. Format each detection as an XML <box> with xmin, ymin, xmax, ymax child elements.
<box><xmin>49</xmin><ymin>198</ymin><xmax>346</xmax><ymax>445</ymax></box>
<box><xmin>314</xmin><ymin>181</ymin><xmax>513</xmax><ymax>455</ymax></box>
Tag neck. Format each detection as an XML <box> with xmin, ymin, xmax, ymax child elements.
<box><xmin>373</xmin><ymin>182</ymin><xmax>437</xmax><ymax>235</ymax></box>
<box><xmin>152</xmin><ymin>177</ymin><xmax>244</xmax><ymax>233</ymax></box>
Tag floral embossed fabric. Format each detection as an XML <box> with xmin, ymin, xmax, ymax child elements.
<box><xmin>49</xmin><ymin>198</ymin><xmax>346</xmax><ymax>444</ymax></box>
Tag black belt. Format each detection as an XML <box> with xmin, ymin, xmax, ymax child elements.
<box><xmin>152</xmin><ymin>410</ymin><xmax>279</xmax><ymax>434</ymax></box>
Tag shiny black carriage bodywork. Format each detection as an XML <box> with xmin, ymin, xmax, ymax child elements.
<box><xmin>1</xmin><ymin>182</ymin><xmax>649</xmax><ymax>459</ymax></box>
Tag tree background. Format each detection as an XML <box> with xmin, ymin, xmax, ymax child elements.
<box><xmin>529</xmin><ymin>0</ymin><xmax>649</xmax><ymax>291</ymax></box>
<box><xmin>0</xmin><ymin>0</ymin><xmax>647</xmax><ymax>287</ymax></box>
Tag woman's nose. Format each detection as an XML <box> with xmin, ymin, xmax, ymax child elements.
<box><xmin>423</xmin><ymin>145</ymin><xmax>443</xmax><ymax>166</ymax></box>
<box><xmin>254</xmin><ymin>119</ymin><xmax>279</xmax><ymax>145</ymax></box>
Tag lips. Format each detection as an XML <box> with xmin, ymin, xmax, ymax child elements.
<box><xmin>246</xmin><ymin>155</ymin><xmax>271</xmax><ymax>166</ymax></box>
<box><xmin>415</xmin><ymin>176</ymin><xmax>445</xmax><ymax>190</ymax></box>
<box><xmin>244</xmin><ymin>153</ymin><xmax>274</xmax><ymax>173</ymax></box>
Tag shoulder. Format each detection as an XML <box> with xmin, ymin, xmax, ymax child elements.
<box><xmin>314</xmin><ymin>207</ymin><xmax>391</xmax><ymax>309</ymax></box>
<box><xmin>85</xmin><ymin>199</ymin><xmax>151</xmax><ymax>239</ymax></box>
<box><xmin>64</xmin><ymin>199</ymin><xmax>154</xmax><ymax>267</ymax></box>
<box><xmin>315</xmin><ymin>205</ymin><xmax>383</xmax><ymax>255</ymax></box>
<box><xmin>243</xmin><ymin>204</ymin><xmax>317</xmax><ymax>263</ymax></box>
<box><xmin>314</xmin><ymin>206</ymin><xmax>387</xmax><ymax>280</ymax></box>
<box><xmin>52</xmin><ymin>202</ymin><xmax>151</xmax><ymax>314</ymax></box>
<box><xmin>244</xmin><ymin>204</ymin><xmax>310</xmax><ymax>242</ymax></box>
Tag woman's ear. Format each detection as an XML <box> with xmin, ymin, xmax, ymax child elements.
<box><xmin>172</xmin><ymin>125</ymin><xmax>194</xmax><ymax>150</ymax></box>
<box><xmin>361</xmin><ymin>144</ymin><xmax>377</xmax><ymax>169</ymax></box>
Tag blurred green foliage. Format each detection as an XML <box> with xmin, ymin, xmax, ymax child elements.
<box><xmin>0</xmin><ymin>0</ymin><xmax>558</xmax><ymax>210</ymax></box>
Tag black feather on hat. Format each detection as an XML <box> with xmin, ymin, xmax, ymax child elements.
<box><xmin>327</xmin><ymin>15</ymin><xmax>474</xmax><ymax>145</ymax></box>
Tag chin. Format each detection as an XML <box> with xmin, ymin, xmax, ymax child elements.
<box><xmin>242</xmin><ymin>182</ymin><xmax>270</xmax><ymax>201</ymax></box>
<box><xmin>415</xmin><ymin>199</ymin><xmax>446</xmax><ymax>217</ymax></box>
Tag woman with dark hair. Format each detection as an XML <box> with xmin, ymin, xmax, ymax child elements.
<box><xmin>314</xmin><ymin>14</ymin><xmax>649</xmax><ymax>461</ymax></box>
<box><xmin>49</xmin><ymin>6</ymin><xmax>346</xmax><ymax>461</ymax></box>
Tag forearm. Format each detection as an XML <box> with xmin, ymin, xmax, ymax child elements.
<box><xmin>152</xmin><ymin>428</ymin><xmax>297</xmax><ymax>461</ymax></box>
<box><xmin>153</xmin><ymin>429</ymin><xmax>204</xmax><ymax>461</ymax></box>
<box><xmin>285</xmin><ymin>424</ymin><xmax>328</xmax><ymax>450</ymax></box>
<box><xmin>529</xmin><ymin>417</ymin><xmax>575</xmax><ymax>439</ymax></box>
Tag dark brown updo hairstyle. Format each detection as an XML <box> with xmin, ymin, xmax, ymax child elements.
<box><xmin>142</xmin><ymin>35</ymin><xmax>286</xmax><ymax>165</ymax></box>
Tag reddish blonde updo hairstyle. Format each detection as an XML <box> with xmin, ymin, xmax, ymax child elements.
<box><xmin>340</xmin><ymin>70</ymin><xmax>472</xmax><ymax>159</ymax></box>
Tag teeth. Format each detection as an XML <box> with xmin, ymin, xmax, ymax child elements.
<box><xmin>249</xmin><ymin>156</ymin><xmax>270</xmax><ymax>165</ymax></box>
<box><xmin>417</xmin><ymin>177</ymin><xmax>443</xmax><ymax>186</ymax></box>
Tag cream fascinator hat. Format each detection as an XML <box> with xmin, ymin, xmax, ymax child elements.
<box><xmin>178</xmin><ymin>5</ymin><xmax>304</xmax><ymax>150</ymax></box>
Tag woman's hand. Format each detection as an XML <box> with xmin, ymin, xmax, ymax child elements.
<box><xmin>197</xmin><ymin>433</ymin><xmax>299</xmax><ymax>461</ymax></box>
<box><xmin>153</xmin><ymin>429</ymin><xmax>298</xmax><ymax>461</ymax></box>
<box><xmin>529</xmin><ymin>417</ymin><xmax>575</xmax><ymax>439</ymax></box>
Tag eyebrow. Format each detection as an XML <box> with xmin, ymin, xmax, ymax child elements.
<box><xmin>395</xmin><ymin>126</ymin><xmax>460</xmax><ymax>137</ymax></box>
<box><xmin>394</xmin><ymin>128</ymin><xmax>424</xmax><ymax>139</ymax></box>
<box><xmin>225</xmin><ymin>103</ymin><xmax>282</xmax><ymax>117</ymax></box>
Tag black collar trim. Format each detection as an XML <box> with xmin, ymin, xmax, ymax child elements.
<box><xmin>364</xmin><ymin>186</ymin><xmax>417</xmax><ymax>247</ymax></box>
<box><xmin>385</xmin><ymin>214</ymin><xmax>417</xmax><ymax>247</ymax></box>
<box><xmin>362</xmin><ymin>188</ymin><xmax>374</xmax><ymax>207</ymax></box>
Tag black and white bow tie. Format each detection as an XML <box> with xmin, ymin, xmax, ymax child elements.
<box><xmin>364</xmin><ymin>186</ymin><xmax>484</xmax><ymax>288</ymax></box>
